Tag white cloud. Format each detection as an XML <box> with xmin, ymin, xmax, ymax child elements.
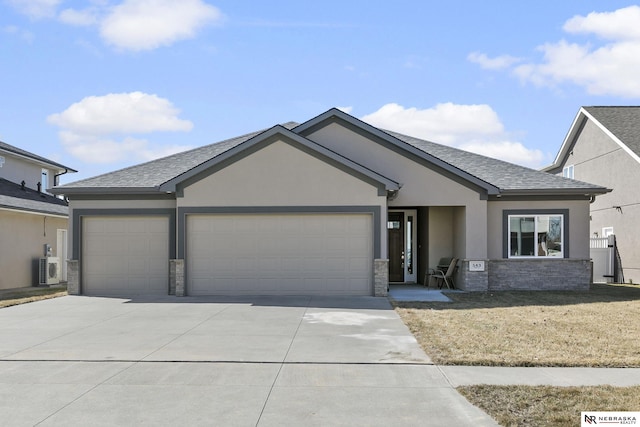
<box><xmin>467</xmin><ymin>52</ymin><xmax>522</xmax><ymax>70</ymax></box>
<box><xmin>361</xmin><ymin>103</ymin><xmax>544</xmax><ymax>168</ymax></box>
<box><xmin>6</xmin><ymin>0</ymin><xmax>60</xmax><ymax>19</ymax></box>
<box><xmin>8</xmin><ymin>0</ymin><xmax>223</xmax><ymax>51</ymax></box>
<box><xmin>337</xmin><ymin>106</ymin><xmax>353</xmax><ymax>114</ymax></box>
<box><xmin>59</xmin><ymin>8</ymin><xmax>99</xmax><ymax>26</ymax></box>
<box><xmin>362</xmin><ymin>102</ymin><xmax>504</xmax><ymax>145</ymax></box>
<box><xmin>48</xmin><ymin>92</ymin><xmax>194</xmax><ymax>164</ymax></box>
<box><xmin>563</xmin><ymin>6</ymin><xmax>640</xmax><ymax>40</ymax></box>
<box><xmin>459</xmin><ymin>140</ymin><xmax>543</xmax><ymax>167</ymax></box>
<box><xmin>100</xmin><ymin>0</ymin><xmax>223</xmax><ymax>51</ymax></box>
<box><xmin>473</xmin><ymin>6</ymin><xmax>640</xmax><ymax>98</ymax></box>
<box><xmin>48</xmin><ymin>92</ymin><xmax>193</xmax><ymax>134</ymax></box>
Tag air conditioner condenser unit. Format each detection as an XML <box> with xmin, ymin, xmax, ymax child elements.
<box><xmin>39</xmin><ymin>257</ymin><xmax>60</xmax><ymax>285</ymax></box>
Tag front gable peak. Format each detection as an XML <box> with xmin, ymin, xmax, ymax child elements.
<box><xmin>158</xmin><ymin>124</ymin><xmax>400</xmax><ymax>195</ymax></box>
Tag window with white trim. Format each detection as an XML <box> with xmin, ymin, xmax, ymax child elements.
<box><xmin>562</xmin><ymin>165</ymin><xmax>574</xmax><ymax>179</ymax></box>
<box><xmin>41</xmin><ymin>169</ymin><xmax>49</xmax><ymax>192</ymax></box>
<box><xmin>508</xmin><ymin>214</ymin><xmax>564</xmax><ymax>258</ymax></box>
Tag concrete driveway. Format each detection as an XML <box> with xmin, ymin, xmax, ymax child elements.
<box><xmin>0</xmin><ymin>295</ymin><xmax>497</xmax><ymax>426</ymax></box>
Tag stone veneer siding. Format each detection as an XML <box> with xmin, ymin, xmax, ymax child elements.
<box><xmin>374</xmin><ymin>259</ymin><xmax>388</xmax><ymax>296</ymax></box>
<box><xmin>66</xmin><ymin>260</ymin><xmax>79</xmax><ymax>295</ymax></box>
<box><xmin>488</xmin><ymin>259</ymin><xmax>592</xmax><ymax>291</ymax></box>
<box><xmin>170</xmin><ymin>259</ymin><xmax>185</xmax><ymax>296</ymax></box>
<box><xmin>457</xmin><ymin>260</ymin><xmax>489</xmax><ymax>291</ymax></box>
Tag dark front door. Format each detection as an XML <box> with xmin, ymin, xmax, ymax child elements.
<box><xmin>388</xmin><ymin>212</ymin><xmax>404</xmax><ymax>282</ymax></box>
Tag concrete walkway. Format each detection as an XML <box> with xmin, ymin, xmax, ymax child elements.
<box><xmin>440</xmin><ymin>366</ymin><xmax>640</xmax><ymax>387</ymax></box>
<box><xmin>0</xmin><ymin>295</ymin><xmax>498</xmax><ymax>427</ymax></box>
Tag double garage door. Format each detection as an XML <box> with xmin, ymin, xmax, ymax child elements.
<box><xmin>82</xmin><ymin>213</ymin><xmax>373</xmax><ymax>296</ymax></box>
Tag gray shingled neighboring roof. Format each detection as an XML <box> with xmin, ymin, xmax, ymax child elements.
<box><xmin>0</xmin><ymin>141</ymin><xmax>77</xmax><ymax>172</ymax></box>
<box><xmin>53</xmin><ymin>112</ymin><xmax>607</xmax><ymax>196</ymax></box>
<box><xmin>0</xmin><ymin>178</ymin><xmax>68</xmax><ymax>216</ymax></box>
<box><xmin>583</xmin><ymin>106</ymin><xmax>640</xmax><ymax>157</ymax></box>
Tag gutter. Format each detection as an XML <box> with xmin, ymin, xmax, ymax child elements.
<box><xmin>492</xmin><ymin>187</ymin><xmax>611</xmax><ymax>200</ymax></box>
<box><xmin>53</xmin><ymin>168</ymin><xmax>72</xmax><ymax>187</ymax></box>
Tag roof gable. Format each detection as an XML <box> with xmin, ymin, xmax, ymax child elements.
<box><xmin>546</xmin><ymin>106</ymin><xmax>640</xmax><ymax>173</ymax></box>
<box><xmin>159</xmin><ymin>125</ymin><xmax>400</xmax><ymax>194</ymax></box>
<box><xmin>297</xmin><ymin>108</ymin><xmax>604</xmax><ymax>196</ymax></box>
<box><xmin>295</xmin><ymin>108</ymin><xmax>501</xmax><ymax>195</ymax></box>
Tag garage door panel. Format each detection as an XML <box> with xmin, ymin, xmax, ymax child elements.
<box><xmin>186</xmin><ymin>213</ymin><xmax>373</xmax><ymax>296</ymax></box>
<box><xmin>82</xmin><ymin>217</ymin><xmax>169</xmax><ymax>296</ymax></box>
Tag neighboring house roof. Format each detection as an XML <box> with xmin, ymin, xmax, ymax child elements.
<box><xmin>0</xmin><ymin>141</ymin><xmax>77</xmax><ymax>173</ymax></box>
<box><xmin>53</xmin><ymin>109</ymin><xmax>608</xmax><ymax>197</ymax></box>
<box><xmin>544</xmin><ymin>106</ymin><xmax>640</xmax><ymax>173</ymax></box>
<box><xmin>0</xmin><ymin>178</ymin><xmax>68</xmax><ymax>216</ymax></box>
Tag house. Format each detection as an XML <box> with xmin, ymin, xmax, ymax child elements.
<box><xmin>52</xmin><ymin>108</ymin><xmax>609</xmax><ymax>297</ymax></box>
<box><xmin>0</xmin><ymin>141</ymin><xmax>76</xmax><ymax>290</ymax></box>
<box><xmin>544</xmin><ymin>106</ymin><xmax>640</xmax><ymax>284</ymax></box>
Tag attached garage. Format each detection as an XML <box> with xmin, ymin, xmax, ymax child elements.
<box><xmin>186</xmin><ymin>213</ymin><xmax>373</xmax><ymax>296</ymax></box>
<box><xmin>82</xmin><ymin>216</ymin><xmax>169</xmax><ymax>296</ymax></box>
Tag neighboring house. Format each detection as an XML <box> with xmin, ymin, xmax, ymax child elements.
<box><xmin>0</xmin><ymin>141</ymin><xmax>76</xmax><ymax>289</ymax></box>
<box><xmin>52</xmin><ymin>108</ymin><xmax>608</xmax><ymax>297</ymax></box>
<box><xmin>544</xmin><ymin>106</ymin><xmax>640</xmax><ymax>284</ymax></box>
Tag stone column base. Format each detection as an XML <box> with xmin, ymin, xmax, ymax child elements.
<box><xmin>170</xmin><ymin>259</ymin><xmax>185</xmax><ymax>296</ymax></box>
<box><xmin>66</xmin><ymin>259</ymin><xmax>79</xmax><ymax>295</ymax></box>
<box><xmin>374</xmin><ymin>259</ymin><xmax>389</xmax><ymax>297</ymax></box>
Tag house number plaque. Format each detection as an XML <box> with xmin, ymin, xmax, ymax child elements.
<box><xmin>469</xmin><ymin>261</ymin><xmax>485</xmax><ymax>272</ymax></box>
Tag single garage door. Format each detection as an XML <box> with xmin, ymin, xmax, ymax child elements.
<box><xmin>187</xmin><ymin>213</ymin><xmax>373</xmax><ymax>296</ymax></box>
<box><xmin>82</xmin><ymin>216</ymin><xmax>169</xmax><ymax>295</ymax></box>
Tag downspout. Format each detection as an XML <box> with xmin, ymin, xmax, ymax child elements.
<box><xmin>54</xmin><ymin>168</ymin><xmax>70</xmax><ymax>187</ymax></box>
<box><xmin>54</xmin><ymin>169</ymin><xmax>71</xmax><ymax>201</ymax></box>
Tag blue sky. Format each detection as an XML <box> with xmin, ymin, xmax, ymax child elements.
<box><xmin>2</xmin><ymin>0</ymin><xmax>639</xmax><ymax>183</ymax></box>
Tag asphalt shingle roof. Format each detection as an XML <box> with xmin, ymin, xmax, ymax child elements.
<box><xmin>0</xmin><ymin>178</ymin><xmax>68</xmax><ymax>216</ymax></box>
<box><xmin>55</xmin><ymin>118</ymin><xmax>606</xmax><ymax>195</ymax></box>
<box><xmin>61</xmin><ymin>124</ymin><xmax>299</xmax><ymax>189</ymax></box>
<box><xmin>386</xmin><ymin>130</ymin><xmax>603</xmax><ymax>192</ymax></box>
<box><xmin>583</xmin><ymin>106</ymin><xmax>640</xmax><ymax>157</ymax></box>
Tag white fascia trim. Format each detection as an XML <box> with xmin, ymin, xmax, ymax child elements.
<box><xmin>551</xmin><ymin>109</ymin><xmax>586</xmax><ymax>167</ymax></box>
<box><xmin>582</xmin><ymin>108</ymin><xmax>640</xmax><ymax>166</ymax></box>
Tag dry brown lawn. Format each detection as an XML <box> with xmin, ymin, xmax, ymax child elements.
<box><xmin>395</xmin><ymin>283</ymin><xmax>640</xmax><ymax>426</ymax></box>
<box><xmin>394</xmin><ymin>283</ymin><xmax>640</xmax><ymax>367</ymax></box>
<box><xmin>458</xmin><ymin>385</ymin><xmax>640</xmax><ymax>427</ymax></box>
